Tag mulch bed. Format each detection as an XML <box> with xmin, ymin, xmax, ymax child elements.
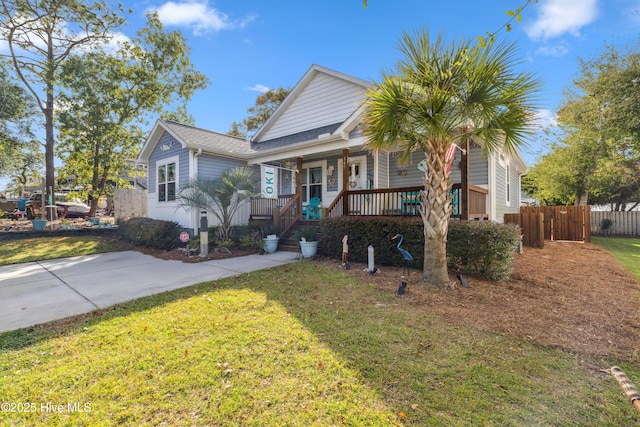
<box><xmin>323</xmin><ymin>241</ymin><xmax>640</xmax><ymax>363</ymax></box>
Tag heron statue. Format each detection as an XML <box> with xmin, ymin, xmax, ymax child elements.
<box><xmin>392</xmin><ymin>233</ymin><xmax>413</xmax><ymax>279</ymax></box>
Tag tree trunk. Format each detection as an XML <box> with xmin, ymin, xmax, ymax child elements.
<box><xmin>44</xmin><ymin>101</ymin><xmax>57</xmax><ymax>220</ymax></box>
<box><xmin>419</xmin><ymin>148</ymin><xmax>454</xmax><ymax>287</ymax></box>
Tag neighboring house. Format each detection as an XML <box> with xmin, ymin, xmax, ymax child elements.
<box><xmin>136</xmin><ymin>64</ymin><xmax>527</xmax><ymax>234</ymax></box>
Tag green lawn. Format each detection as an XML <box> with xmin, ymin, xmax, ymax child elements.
<box><xmin>1</xmin><ymin>262</ymin><xmax>637</xmax><ymax>426</ymax></box>
<box><xmin>0</xmin><ymin>236</ymin><xmax>121</xmax><ymax>266</ymax></box>
<box><xmin>592</xmin><ymin>236</ymin><xmax>640</xmax><ymax>281</ymax></box>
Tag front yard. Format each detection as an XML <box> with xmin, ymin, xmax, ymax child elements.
<box><xmin>1</xmin><ymin>237</ymin><xmax>639</xmax><ymax>425</ymax></box>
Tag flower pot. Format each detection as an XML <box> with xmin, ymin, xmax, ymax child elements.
<box><xmin>31</xmin><ymin>219</ymin><xmax>47</xmax><ymax>231</ymax></box>
<box><xmin>300</xmin><ymin>240</ymin><xmax>318</xmax><ymax>258</ymax></box>
<box><xmin>263</xmin><ymin>236</ymin><xmax>279</xmax><ymax>254</ymax></box>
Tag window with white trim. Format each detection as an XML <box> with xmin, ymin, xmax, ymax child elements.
<box><xmin>157</xmin><ymin>160</ymin><xmax>177</xmax><ymax>202</ymax></box>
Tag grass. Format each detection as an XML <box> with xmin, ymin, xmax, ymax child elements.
<box><xmin>592</xmin><ymin>236</ymin><xmax>640</xmax><ymax>281</ymax></box>
<box><xmin>1</xmin><ymin>262</ymin><xmax>638</xmax><ymax>426</ymax></box>
<box><xmin>0</xmin><ymin>236</ymin><xmax>122</xmax><ymax>266</ymax></box>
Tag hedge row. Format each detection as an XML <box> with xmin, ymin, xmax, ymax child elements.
<box><xmin>319</xmin><ymin>217</ymin><xmax>520</xmax><ymax>282</ymax></box>
<box><xmin>117</xmin><ymin>217</ymin><xmax>181</xmax><ymax>250</ymax></box>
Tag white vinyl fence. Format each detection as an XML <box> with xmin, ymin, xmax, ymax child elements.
<box><xmin>590</xmin><ymin>211</ymin><xmax>640</xmax><ymax>236</ymax></box>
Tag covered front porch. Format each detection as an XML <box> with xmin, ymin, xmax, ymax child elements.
<box><xmin>250</xmin><ymin>148</ymin><xmax>488</xmax><ymax>237</ymax></box>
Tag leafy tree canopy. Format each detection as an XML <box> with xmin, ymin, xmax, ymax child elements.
<box><xmin>528</xmin><ymin>40</ymin><xmax>640</xmax><ymax>209</ymax></box>
<box><xmin>56</xmin><ymin>12</ymin><xmax>209</xmax><ymax>216</ymax></box>
<box><xmin>228</xmin><ymin>87</ymin><xmax>290</xmax><ymax>139</ymax></box>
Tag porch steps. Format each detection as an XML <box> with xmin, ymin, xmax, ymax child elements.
<box><xmin>278</xmin><ymin>220</ymin><xmax>322</xmax><ymax>253</ymax></box>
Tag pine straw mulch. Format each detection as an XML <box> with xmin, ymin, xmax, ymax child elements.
<box><xmin>322</xmin><ymin>241</ymin><xmax>640</xmax><ymax>363</ymax></box>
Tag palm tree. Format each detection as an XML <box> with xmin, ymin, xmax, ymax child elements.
<box><xmin>364</xmin><ymin>30</ymin><xmax>540</xmax><ymax>287</ymax></box>
<box><xmin>178</xmin><ymin>167</ymin><xmax>259</xmax><ymax>240</ymax></box>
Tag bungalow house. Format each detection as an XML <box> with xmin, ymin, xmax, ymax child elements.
<box><xmin>136</xmin><ymin>64</ymin><xmax>527</xmax><ymax>235</ymax></box>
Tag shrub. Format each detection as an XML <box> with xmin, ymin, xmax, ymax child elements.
<box><xmin>447</xmin><ymin>220</ymin><xmax>520</xmax><ymax>282</ymax></box>
<box><xmin>319</xmin><ymin>216</ymin><xmax>423</xmax><ymax>270</ymax></box>
<box><xmin>599</xmin><ymin>218</ymin><xmax>613</xmax><ymax>233</ymax></box>
<box><xmin>239</xmin><ymin>230</ymin><xmax>264</xmax><ymax>252</ymax></box>
<box><xmin>319</xmin><ymin>217</ymin><xmax>520</xmax><ymax>282</ymax></box>
<box><xmin>117</xmin><ymin>217</ymin><xmax>181</xmax><ymax>250</ymax></box>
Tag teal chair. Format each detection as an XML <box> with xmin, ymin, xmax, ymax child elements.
<box><xmin>303</xmin><ymin>197</ymin><xmax>322</xmax><ymax>219</ymax></box>
<box><xmin>401</xmin><ymin>192</ymin><xmax>420</xmax><ymax>216</ymax></box>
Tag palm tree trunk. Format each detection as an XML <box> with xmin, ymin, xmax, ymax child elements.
<box><xmin>419</xmin><ymin>149</ymin><xmax>453</xmax><ymax>287</ymax></box>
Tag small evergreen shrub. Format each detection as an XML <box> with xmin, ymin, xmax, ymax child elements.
<box><xmin>117</xmin><ymin>217</ymin><xmax>181</xmax><ymax>250</ymax></box>
<box><xmin>239</xmin><ymin>231</ymin><xmax>264</xmax><ymax>251</ymax></box>
<box><xmin>319</xmin><ymin>216</ymin><xmax>423</xmax><ymax>270</ymax></box>
<box><xmin>447</xmin><ymin>220</ymin><xmax>520</xmax><ymax>282</ymax></box>
<box><xmin>320</xmin><ymin>217</ymin><xmax>520</xmax><ymax>282</ymax></box>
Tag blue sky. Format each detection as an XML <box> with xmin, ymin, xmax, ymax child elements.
<box><xmin>2</xmin><ymin>0</ymin><xmax>640</xmax><ymax>192</ymax></box>
<box><xmin>120</xmin><ymin>0</ymin><xmax>639</xmax><ymax>164</ymax></box>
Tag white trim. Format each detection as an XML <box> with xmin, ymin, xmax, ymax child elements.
<box><xmin>155</xmin><ymin>155</ymin><xmax>179</xmax><ymax>206</ymax></box>
<box><xmin>301</xmin><ymin>159</ymin><xmax>327</xmax><ymax>203</ymax></box>
<box><xmin>252</xmin><ymin>64</ymin><xmax>374</xmax><ymax>142</ymax></box>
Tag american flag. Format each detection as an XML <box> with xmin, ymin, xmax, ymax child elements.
<box><xmin>445</xmin><ymin>144</ymin><xmax>457</xmax><ymax>172</ymax></box>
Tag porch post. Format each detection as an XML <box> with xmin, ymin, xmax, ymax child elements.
<box><xmin>342</xmin><ymin>149</ymin><xmax>350</xmax><ymax>216</ymax></box>
<box><xmin>460</xmin><ymin>138</ymin><xmax>470</xmax><ymax>221</ymax></box>
<box><xmin>297</xmin><ymin>156</ymin><xmax>303</xmax><ymax>216</ymax></box>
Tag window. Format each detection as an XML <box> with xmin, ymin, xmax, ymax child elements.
<box><xmin>505</xmin><ymin>163</ymin><xmax>511</xmax><ymax>205</ymax></box>
<box><xmin>302</xmin><ymin>166</ymin><xmax>322</xmax><ymax>203</ymax></box>
<box><xmin>158</xmin><ymin>161</ymin><xmax>176</xmax><ymax>202</ymax></box>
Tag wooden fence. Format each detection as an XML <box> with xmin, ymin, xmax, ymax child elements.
<box><xmin>520</xmin><ymin>206</ymin><xmax>590</xmax><ymax>242</ymax></box>
<box><xmin>504</xmin><ymin>205</ymin><xmax>591</xmax><ymax>247</ymax></box>
<box><xmin>504</xmin><ymin>212</ymin><xmax>545</xmax><ymax>248</ymax></box>
<box><xmin>590</xmin><ymin>211</ymin><xmax>640</xmax><ymax>236</ymax></box>
<box><xmin>114</xmin><ymin>189</ymin><xmax>146</xmax><ymax>219</ymax></box>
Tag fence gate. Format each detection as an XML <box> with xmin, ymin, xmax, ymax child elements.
<box><xmin>520</xmin><ymin>206</ymin><xmax>591</xmax><ymax>242</ymax></box>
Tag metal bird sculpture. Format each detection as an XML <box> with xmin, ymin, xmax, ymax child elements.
<box><xmin>392</xmin><ymin>233</ymin><xmax>413</xmax><ymax>278</ymax></box>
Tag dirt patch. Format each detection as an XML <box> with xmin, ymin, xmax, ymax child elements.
<box><xmin>322</xmin><ymin>241</ymin><xmax>640</xmax><ymax>363</ymax></box>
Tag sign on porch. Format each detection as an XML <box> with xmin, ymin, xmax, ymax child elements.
<box><xmin>260</xmin><ymin>165</ymin><xmax>278</xmax><ymax>199</ymax></box>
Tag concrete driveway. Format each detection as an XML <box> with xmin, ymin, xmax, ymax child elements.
<box><xmin>0</xmin><ymin>250</ymin><xmax>298</xmax><ymax>333</ymax></box>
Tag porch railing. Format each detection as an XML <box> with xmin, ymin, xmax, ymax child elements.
<box><xmin>273</xmin><ymin>193</ymin><xmax>301</xmax><ymax>237</ymax></box>
<box><xmin>250</xmin><ymin>195</ymin><xmax>294</xmax><ymax>219</ymax></box>
<box><xmin>251</xmin><ymin>184</ymin><xmax>489</xmax><ymax>223</ymax></box>
<box><xmin>324</xmin><ymin>186</ymin><xmax>425</xmax><ymax>218</ymax></box>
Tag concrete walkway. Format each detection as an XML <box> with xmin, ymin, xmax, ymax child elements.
<box><xmin>0</xmin><ymin>250</ymin><xmax>298</xmax><ymax>333</ymax></box>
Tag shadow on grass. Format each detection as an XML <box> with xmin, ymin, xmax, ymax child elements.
<box><xmin>1</xmin><ymin>261</ymin><xmax>638</xmax><ymax>425</ymax></box>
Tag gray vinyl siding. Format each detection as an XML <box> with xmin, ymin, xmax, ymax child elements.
<box><xmin>388</xmin><ymin>145</ymin><xmax>488</xmax><ymax>188</ymax></box>
<box><xmin>148</xmin><ymin>132</ymin><xmax>187</xmax><ymax>195</ymax></box>
<box><xmin>494</xmin><ymin>156</ymin><xmax>520</xmax><ymax>220</ymax></box>
<box><xmin>449</xmin><ymin>146</ymin><xmax>489</xmax><ymax>186</ymax></box>
<box><xmin>377</xmin><ymin>151</ymin><xmax>389</xmax><ymax>188</ymax></box>
<box><xmin>197</xmin><ymin>154</ymin><xmax>247</xmax><ymax>180</ymax></box>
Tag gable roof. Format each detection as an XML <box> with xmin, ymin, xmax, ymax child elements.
<box><xmin>252</xmin><ymin>64</ymin><xmax>374</xmax><ymax>143</ymax></box>
<box><xmin>137</xmin><ymin>120</ymin><xmax>255</xmax><ymax>162</ymax></box>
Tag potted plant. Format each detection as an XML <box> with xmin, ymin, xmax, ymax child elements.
<box><xmin>262</xmin><ymin>225</ymin><xmax>279</xmax><ymax>254</ymax></box>
<box><xmin>61</xmin><ymin>218</ymin><xmax>70</xmax><ymax>230</ymax></box>
<box><xmin>297</xmin><ymin>227</ymin><xmax>319</xmax><ymax>258</ymax></box>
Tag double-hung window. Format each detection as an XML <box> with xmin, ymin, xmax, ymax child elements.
<box><xmin>158</xmin><ymin>160</ymin><xmax>177</xmax><ymax>202</ymax></box>
<box><xmin>302</xmin><ymin>166</ymin><xmax>322</xmax><ymax>203</ymax></box>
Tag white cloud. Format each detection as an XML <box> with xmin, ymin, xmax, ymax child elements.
<box><xmin>534</xmin><ymin>109</ymin><xmax>558</xmax><ymax>128</ymax></box>
<box><xmin>526</xmin><ymin>0</ymin><xmax>599</xmax><ymax>40</ymax></box>
<box><xmin>248</xmin><ymin>84</ymin><xmax>270</xmax><ymax>93</ymax></box>
<box><xmin>153</xmin><ymin>0</ymin><xmax>255</xmax><ymax>35</ymax></box>
<box><xmin>535</xmin><ymin>41</ymin><xmax>569</xmax><ymax>57</ymax></box>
